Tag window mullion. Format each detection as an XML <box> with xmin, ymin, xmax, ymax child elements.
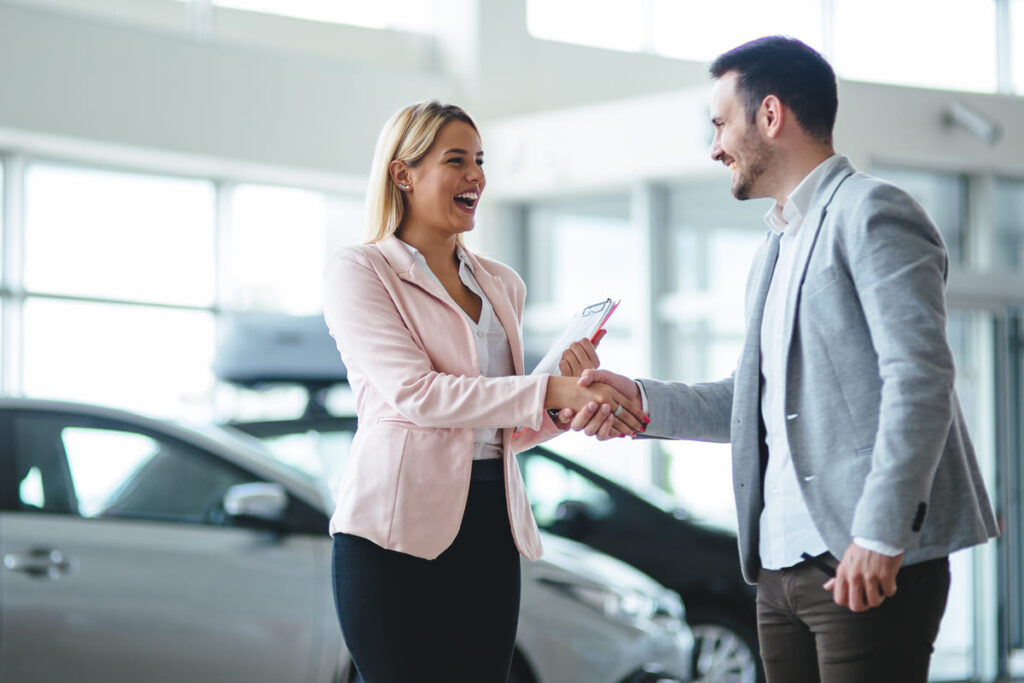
<box><xmin>2</xmin><ymin>154</ymin><xmax>27</xmax><ymax>395</ymax></box>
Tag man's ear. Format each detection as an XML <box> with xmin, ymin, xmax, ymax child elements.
<box><xmin>759</xmin><ymin>95</ymin><xmax>785</xmax><ymax>139</ymax></box>
<box><xmin>389</xmin><ymin>160</ymin><xmax>412</xmax><ymax>190</ymax></box>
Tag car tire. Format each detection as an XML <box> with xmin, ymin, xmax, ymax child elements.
<box><xmin>688</xmin><ymin>612</ymin><xmax>762</xmax><ymax>683</ymax></box>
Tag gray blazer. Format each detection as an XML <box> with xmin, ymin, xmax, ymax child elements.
<box><xmin>641</xmin><ymin>156</ymin><xmax>998</xmax><ymax>584</ymax></box>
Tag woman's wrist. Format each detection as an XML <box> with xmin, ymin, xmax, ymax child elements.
<box><xmin>544</xmin><ymin>375</ymin><xmax>580</xmax><ymax>410</ymax></box>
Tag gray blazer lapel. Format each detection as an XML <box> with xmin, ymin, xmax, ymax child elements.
<box><xmin>781</xmin><ymin>159</ymin><xmax>857</xmax><ymax>360</ymax></box>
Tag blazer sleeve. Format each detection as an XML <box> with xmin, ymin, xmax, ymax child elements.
<box><xmin>323</xmin><ymin>248</ymin><xmax>550</xmax><ymax>431</ymax></box>
<box><xmin>636</xmin><ymin>375</ymin><xmax>734</xmax><ymax>442</ymax></box>
<box><xmin>842</xmin><ymin>182</ymin><xmax>954</xmax><ymax>549</ymax></box>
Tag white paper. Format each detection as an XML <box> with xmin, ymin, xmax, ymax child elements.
<box><xmin>529</xmin><ymin>299</ymin><xmax>619</xmax><ymax>376</ymax></box>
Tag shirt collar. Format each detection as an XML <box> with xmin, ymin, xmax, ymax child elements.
<box><xmin>763</xmin><ymin>154</ymin><xmax>840</xmax><ymax>235</ymax></box>
<box><xmin>397</xmin><ymin>238</ymin><xmax>475</xmax><ymax>274</ymax></box>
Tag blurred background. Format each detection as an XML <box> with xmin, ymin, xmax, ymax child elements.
<box><xmin>0</xmin><ymin>0</ymin><xmax>1022</xmax><ymax>680</ymax></box>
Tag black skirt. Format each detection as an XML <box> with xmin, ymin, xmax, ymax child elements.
<box><xmin>332</xmin><ymin>459</ymin><xmax>521</xmax><ymax>683</ymax></box>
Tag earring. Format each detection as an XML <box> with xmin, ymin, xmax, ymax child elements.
<box><xmin>398</xmin><ymin>184</ymin><xmax>410</xmax><ymax>191</ymax></box>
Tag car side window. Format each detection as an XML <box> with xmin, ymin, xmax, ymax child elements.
<box><xmin>519</xmin><ymin>452</ymin><xmax>613</xmax><ymax>528</ymax></box>
<box><xmin>13</xmin><ymin>412</ymin><xmax>253</xmax><ymax>525</ymax></box>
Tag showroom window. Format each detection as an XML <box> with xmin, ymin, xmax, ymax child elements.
<box><xmin>529</xmin><ymin>0</ymin><xmax>1010</xmax><ymax>94</ymax></box>
<box><xmin>833</xmin><ymin>0</ymin><xmax>998</xmax><ymax>93</ymax></box>
<box><xmin>226</xmin><ymin>184</ymin><xmax>330</xmax><ymax>315</ymax></box>
<box><xmin>206</xmin><ymin>0</ymin><xmax>435</xmax><ymax>30</ymax></box>
<box><xmin>1015</xmin><ymin>0</ymin><xmax>1024</xmax><ymax>93</ymax></box>
<box><xmin>22</xmin><ymin>299</ymin><xmax>217</xmax><ymax>419</ymax></box>
<box><xmin>2</xmin><ymin>158</ymin><xmax>358</xmax><ymax>422</ymax></box>
<box><xmin>994</xmin><ymin>178</ymin><xmax>1024</xmax><ymax>271</ymax></box>
<box><xmin>24</xmin><ymin>164</ymin><xmax>217</xmax><ymax>307</ymax></box>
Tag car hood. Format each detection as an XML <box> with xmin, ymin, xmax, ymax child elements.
<box><xmin>535</xmin><ymin>532</ymin><xmax>669</xmax><ymax>597</ymax></box>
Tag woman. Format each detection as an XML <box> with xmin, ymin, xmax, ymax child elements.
<box><xmin>323</xmin><ymin>100</ymin><xmax>645</xmax><ymax>682</ymax></box>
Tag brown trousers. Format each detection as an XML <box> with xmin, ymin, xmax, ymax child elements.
<box><xmin>756</xmin><ymin>554</ymin><xmax>950</xmax><ymax>683</ymax></box>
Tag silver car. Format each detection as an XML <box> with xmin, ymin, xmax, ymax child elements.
<box><xmin>0</xmin><ymin>398</ymin><xmax>693</xmax><ymax>683</ymax></box>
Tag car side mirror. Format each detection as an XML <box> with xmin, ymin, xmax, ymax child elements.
<box><xmin>223</xmin><ymin>482</ymin><xmax>288</xmax><ymax>525</ymax></box>
<box><xmin>550</xmin><ymin>499</ymin><xmax>592</xmax><ymax>540</ymax></box>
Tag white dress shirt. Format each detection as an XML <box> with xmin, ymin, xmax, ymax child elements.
<box><xmin>759</xmin><ymin>155</ymin><xmax>902</xmax><ymax>568</ymax></box>
<box><xmin>400</xmin><ymin>240</ymin><xmax>514</xmax><ymax>460</ymax></box>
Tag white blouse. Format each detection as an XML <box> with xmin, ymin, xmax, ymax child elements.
<box><xmin>399</xmin><ymin>240</ymin><xmax>515</xmax><ymax>460</ymax></box>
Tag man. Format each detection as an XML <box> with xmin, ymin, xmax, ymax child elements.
<box><xmin>574</xmin><ymin>36</ymin><xmax>998</xmax><ymax>682</ymax></box>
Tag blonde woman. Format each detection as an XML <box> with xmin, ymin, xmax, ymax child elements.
<box><xmin>322</xmin><ymin>101</ymin><xmax>645</xmax><ymax>682</ymax></box>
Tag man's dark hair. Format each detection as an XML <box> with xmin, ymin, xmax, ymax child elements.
<box><xmin>710</xmin><ymin>36</ymin><xmax>837</xmax><ymax>145</ymax></box>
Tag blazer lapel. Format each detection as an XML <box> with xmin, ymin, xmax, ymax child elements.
<box><xmin>376</xmin><ymin>235</ymin><xmax>456</xmax><ymax>305</ymax></box>
<box><xmin>781</xmin><ymin>158</ymin><xmax>857</xmax><ymax>356</ymax></box>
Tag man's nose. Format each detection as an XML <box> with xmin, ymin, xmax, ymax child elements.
<box><xmin>709</xmin><ymin>131</ymin><xmax>723</xmax><ymax>162</ymax></box>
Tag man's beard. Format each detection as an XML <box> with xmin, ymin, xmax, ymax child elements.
<box><xmin>732</xmin><ymin>130</ymin><xmax>772</xmax><ymax>201</ymax></box>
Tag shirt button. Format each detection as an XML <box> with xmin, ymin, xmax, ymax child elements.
<box><xmin>476</xmin><ymin>331</ymin><xmax>484</xmax><ymax>338</ymax></box>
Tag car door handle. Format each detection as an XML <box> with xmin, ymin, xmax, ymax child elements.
<box><xmin>3</xmin><ymin>548</ymin><xmax>75</xmax><ymax>579</ymax></box>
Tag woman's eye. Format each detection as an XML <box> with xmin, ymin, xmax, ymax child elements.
<box><xmin>447</xmin><ymin>158</ymin><xmax>463</xmax><ymax>164</ymax></box>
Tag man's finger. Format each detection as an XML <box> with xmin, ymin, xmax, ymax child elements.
<box><xmin>832</xmin><ymin>574</ymin><xmax>848</xmax><ymax>607</ymax></box>
<box><xmin>570</xmin><ymin>402</ymin><xmax>599</xmax><ymax>431</ymax></box>
<box><xmin>847</xmin><ymin>577</ymin><xmax>868</xmax><ymax>612</ymax></box>
<box><xmin>584</xmin><ymin>404</ymin><xmax>612</xmax><ymax>436</ymax></box>
<box><xmin>882</xmin><ymin>573</ymin><xmax>898</xmax><ymax>598</ymax></box>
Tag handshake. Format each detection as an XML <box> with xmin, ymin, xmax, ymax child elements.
<box><xmin>547</xmin><ymin>368</ymin><xmax>648</xmax><ymax>439</ymax></box>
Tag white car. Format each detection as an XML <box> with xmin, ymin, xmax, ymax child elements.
<box><xmin>0</xmin><ymin>398</ymin><xmax>693</xmax><ymax>683</ymax></box>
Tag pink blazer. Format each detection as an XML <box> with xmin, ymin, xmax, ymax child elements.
<box><xmin>322</xmin><ymin>236</ymin><xmax>558</xmax><ymax>560</ymax></box>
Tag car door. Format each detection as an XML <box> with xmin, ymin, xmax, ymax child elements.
<box><xmin>0</xmin><ymin>408</ymin><xmax>331</xmax><ymax>683</ymax></box>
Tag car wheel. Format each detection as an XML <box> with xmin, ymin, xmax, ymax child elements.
<box><xmin>689</xmin><ymin>619</ymin><xmax>761</xmax><ymax>683</ymax></box>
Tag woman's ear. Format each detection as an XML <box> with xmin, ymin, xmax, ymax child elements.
<box><xmin>390</xmin><ymin>160</ymin><xmax>412</xmax><ymax>191</ymax></box>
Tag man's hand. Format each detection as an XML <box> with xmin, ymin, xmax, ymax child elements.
<box><xmin>823</xmin><ymin>543</ymin><xmax>903</xmax><ymax>612</ymax></box>
<box><xmin>544</xmin><ymin>375</ymin><xmax>645</xmax><ymax>436</ymax></box>
<box><xmin>570</xmin><ymin>368</ymin><xmax>647</xmax><ymax>440</ymax></box>
<box><xmin>558</xmin><ymin>330</ymin><xmax>605</xmax><ymax>377</ymax></box>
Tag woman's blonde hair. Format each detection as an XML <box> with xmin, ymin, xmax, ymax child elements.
<box><xmin>364</xmin><ymin>100</ymin><xmax>478</xmax><ymax>244</ymax></box>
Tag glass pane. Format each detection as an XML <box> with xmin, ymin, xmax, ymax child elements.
<box><xmin>518</xmin><ymin>452</ymin><xmax>613</xmax><ymax>528</ymax></box>
<box><xmin>871</xmin><ymin>166</ymin><xmax>967</xmax><ymax>265</ymax></box>
<box><xmin>834</xmin><ymin>0</ymin><xmax>998</xmax><ymax>92</ymax></box>
<box><xmin>24</xmin><ymin>164</ymin><xmax>216</xmax><ymax>306</ymax></box>
<box><xmin>62</xmin><ymin>425</ymin><xmax>248</xmax><ymax>523</ymax></box>
<box><xmin>994</xmin><ymin>178</ymin><xmax>1024</xmax><ymax>271</ymax></box>
<box><xmin>13</xmin><ymin>412</ymin><xmax>252</xmax><ymax>524</ymax></box>
<box><xmin>212</xmin><ymin>0</ymin><xmax>433</xmax><ymax>31</ymax></box>
<box><xmin>22</xmin><ymin>299</ymin><xmax>216</xmax><ymax>420</ymax></box>
<box><xmin>667</xmin><ymin>182</ymin><xmax>769</xmax><ymax>382</ymax></box>
<box><xmin>652</xmin><ymin>0</ymin><xmax>824</xmax><ymax>62</ymax></box>
<box><xmin>527</xmin><ymin>0</ymin><xmax>646</xmax><ymax>52</ymax></box>
<box><xmin>1014</xmin><ymin>0</ymin><xmax>1024</xmax><ymax>94</ymax></box>
<box><xmin>0</xmin><ymin>160</ymin><xmax>4</xmax><ymax>283</ymax></box>
<box><xmin>525</xmin><ymin>194</ymin><xmax>643</xmax><ymax>376</ymax></box>
<box><xmin>227</xmin><ymin>184</ymin><xmax>329</xmax><ymax>315</ymax></box>
<box><xmin>926</xmin><ymin>311</ymin><xmax>983</xmax><ymax>679</ymax></box>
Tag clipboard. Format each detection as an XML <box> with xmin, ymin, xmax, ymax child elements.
<box><xmin>530</xmin><ymin>298</ymin><xmax>620</xmax><ymax>376</ymax></box>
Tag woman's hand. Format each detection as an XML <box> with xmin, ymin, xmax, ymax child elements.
<box><xmin>558</xmin><ymin>330</ymin><xmax>606</xmax><ymax>377</ymax></box>
<box><xmin>545</xmin><ymin>374</ymin><xmax>645</xmax><ymax>436</ymax></box>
